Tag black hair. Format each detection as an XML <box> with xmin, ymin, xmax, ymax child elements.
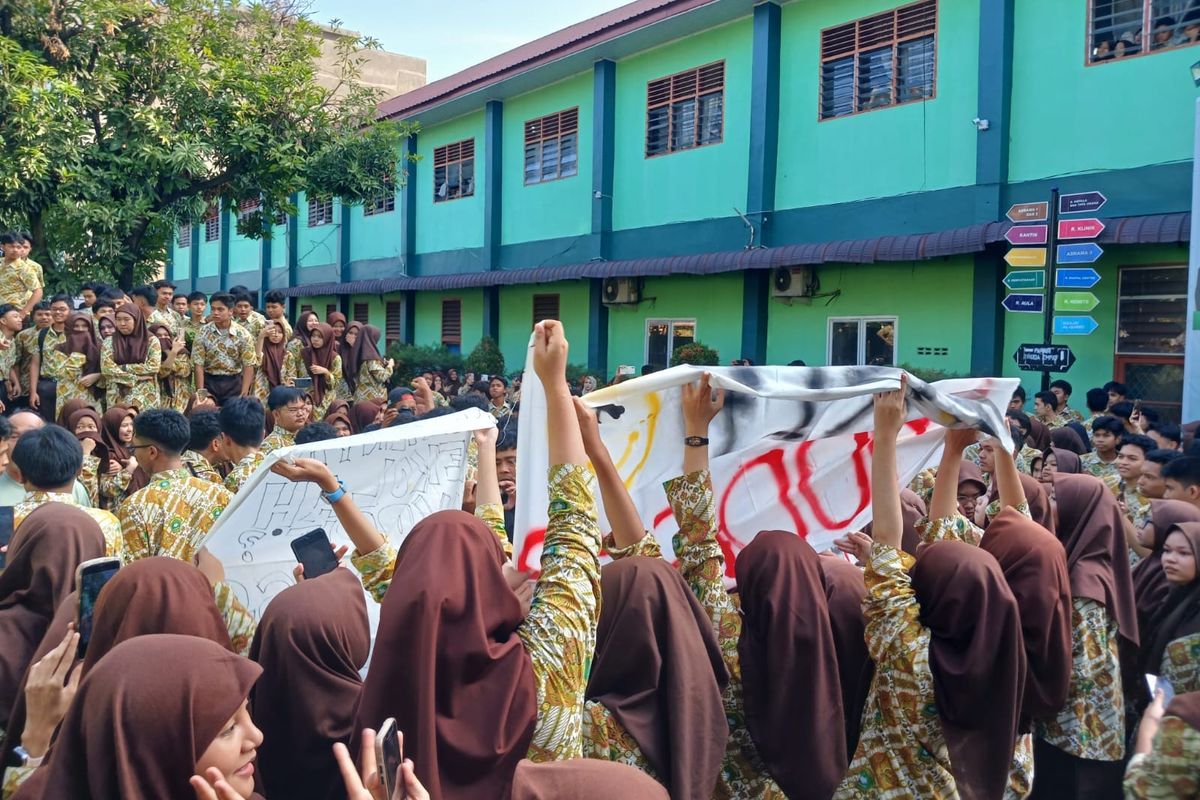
<box><xmin>134</xmin><ymin>409</ymin><xmax>191</xmax><ymax>455</ymax></box>
<box><xmin>187</xmin><ymin>410</ymin><xmax>222</xmax><ymax>453</ymax></box>
<box><xmin>1085</xmin><ymin>388</ymin><xmax>1108</xmax><ymax>413</ymax></box>
<box><xmin>218</xmin><ymin>397</ymin><xmax>266</xmax><ymax>447</ymax></box>
<box><xmin>787</xmin><ymin>359</ymin><xmax>807</xmax><ymax>367</ymax></box>
<box><xmin>1156</xmin><ymin>15</ymin><xmax>1177</xmax><ymax>27</ymax></box>
<box><xmin>98</xmin><ymin>288</ymin><xmax>126</xmax><ymax>303</ymax></box>
<box><xmin>1147</xmin><ymin>449</ymin><xmax>1184</xmax><ymax>467</ymax></box>
<box><xmin>450</xmin><ymin>394</ymin><xmax>487</xmax><ymax>412</ymax></box>
<box><xmin>1048</xmin><ymin>379</ymin><xmax>1072</xmax><ymax>396</ymax></box>
<box><xmin>387</xmin><ymin>387</ymin><xmax>414</xmax><ymax>405</ymax></box>
<box><xmin>1011</xmin><ymin>386</ymin><xmax>1027</xmax><ymax>402</ymax></box>
<box><xmin>1006</xmin><ymin>409</ymin><xmax>1032</xmax><ymax>432</ymax></box>
<box><xmin>267</xmin><ymin>386</ymin><xmax>306</xmax><ymax>411</ymax></box>
<box><xmin>0</xmin><ymin>303</ymin><xmax>18</xmax><ymax>318</ymax></box>
<box><xmin>419</xmin><ymin>407</ymin><xmax>455</xmax><ymax>420</ymax></box>
<box><xmin>264</xmin><ymin>290</ymin><xmax>285</xmax><ymax>305</ymax></box>
<box><xmin>92</xmin><ymin>298</ymin><xmax>116</xmax><ymax>313</ymax></box>
<box><xmin>31</xmin><ymin>300</ymin><xmax>51</xmax><ymax>313</ymax></box>
<box><xmin>81</xmin><ymin>281</ymin><xmax>104</xmax><ymax>293</ymax></box>
<box><xmin>0</xmin><ymin>233</ymin><xmax>15</xmax><ymax>246</ymax></box>
<box><xmin>489</xmin><ymin>375</ymin><xmax>509</xmax><ymax>388</ymax></box>
<box><xmin>130</xmin><ymin>285</ymin><xmax>157</xmax><ymax>304</ymax></box>
<box><xmin>187</xmin><ymin>291</ymin><xmax>207</xmax><ymax>304</ymax></box>
<box><xmin>1163</xmin><ymin>456</ymin><xmax>1200</xmax><ymax>488</ymax></box>
<box><xmin>1150</xmin><ymin>421</ymin><xmax>1183</xmax><ymax>445</ymax></box>
<box><xmin>1118</xmin><ymin>434</ymin><xmax>1157</xmax><ymax>457</ymax></box>
<box><xmin>295</xmin><ymin>422</ymin><xmax>339</xmax><ymax>445</ymax></box>
<box><xmin>231</xmin><ymin>290</ymin><xmax>253</xmax><ymax>306</ymax></box>
<box><xmin>387</xmin><ymin>408</ymin><xmax>417</xmax><ymax>427</ymax></box>
<box><xmin>48</xmin><ymin>293</ymin><xmax>72</xmax><ymax>307</ymax></box>
<box><xmin>497</xmin><ymin>430</ymin><xmax>518</xmax><ymax>453</ymax></box>
<box><xmin>641</xmin><ymin>364</ymin><xmax>659</xmax><ymax>376</ymax></box>
<box><xmin>1103</xmin><ymin>381</ymin><xmax>1128</xmax><ymax>396</ymax></box>
<box><xmin>0</xmin><ymin>416</ymin><xmax>12</xmax><ymax>440</ymax></box>
<box><xmin>1091</xmin><ymin>416</ymin><xmax>1125</xmax><ymax>437</ymax></box>
<box><xmin>152</xmin><ymin>279</ymin><xmax>177</xmax><ymax>291</ymax></box>
<box><xmin>209</xmin><ymin>292</ymin><xmax>234</xmax><ymax>309</ymax></box>
<box><xmin>12</xmin><ymin>425</ymin><xmax>83</xmax><ymax>488</ymax></box>
<box><xmin>1034</xmin><ymin>390</ymin><xmax>1057</xmax><ymax>407</ymax></box>
<box><xmin>1109</xmin><ymin>400</ymin><xmax>1134</xmax><ymax>421</ymax></box>
<box><xmin>1140</xmin><ymin>407</ymin><xmax>1161</xmax><ymax>425</ymax></box>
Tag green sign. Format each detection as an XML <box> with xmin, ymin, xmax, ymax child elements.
<box><xmin>1054</xmin><ymin>292</ymin><xmax>1099</xmax><ymax>312</ymax></box>
<box><xmin>1003</xmin><ymin>270</ymin><xmax>1046</xmax><ymax>291</ymax></box>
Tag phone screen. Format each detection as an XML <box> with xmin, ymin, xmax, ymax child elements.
<box><xmin>294</xmin><ymin>376</ymin><xmax>313</xmax><ymax>390</ymax></box>
<box><xmin>78</xmin><ymin>560</ymin><xmax>121</xmax><ymax>657</ymax></box>
<box><xmin>0</xmin><ymin>507</ymin><xmax>13</xmax><ymax>569</ymax></box>
<box><xmin>375</xmin><ymin>718</ymin><xmax>404</xmax><ymax>799</ymax></box>
<box><xmin>290</xmin><ymin>529</ymin><xmax>338</xmax><ymax>579</ymax></box>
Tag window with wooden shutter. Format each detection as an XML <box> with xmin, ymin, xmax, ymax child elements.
<box><xmin>820</xmin><ymin>0</ymin><xmax>936</xmax><ymax>120</ymax></box>
<box><xmin>524</xmin><ymin>108</ymin><xmax>579</xmax><ymax>185</ymax></box>
<box><xmin>433</xmin><ymin>140</ymin><xmax>475</xmax><ymax>202</ymax></box>
<box><xmin>364</xmin><ymin>178</ymin><xmax>396</xmax><ymax>216</ymax></box>
<box><xmin>178</xmin><ymin>225</ymin><xmax>191</xmax><ymax>248</ymax></box>
<box><xmin>385</xmin><ymin>301</ymin><xmax>403</xmax><ymax>347</ymax></box>
<box><xmin>441</xmin><ymin>299</ymin><xmax>462</xmax><ymax>349</ymax></box>
<box><xmin>353</xmin><ymin>302</ymin><xmax>370</xmax><ymax>324</ymax></box>
<box><xmin>203</xmin><ymin>205</ymin><xmax>221</xmax><ymax>242</ymax></box>
<box><xmin>326</xmin><ymin>303</ymin><xmax>338</xmax><ymax>319</ymax></box>
<box><xmin>236</xmin><ymin>197</ymin><xmax>261</xmax><ymax>225</ymax></box>
<box><xmin>300</xmin><ymin>304</ymin><xmax>313</xmax><ymax>315</ymax></box>
<box><xmin>308</xmin><ymin>197</ymin><xmax>334</xmax><ymax>227</ymax></box>
<box><xmin>532</xmin><ymin>294</ymin><xmax>560</xmax><ymax>326</ymax></box>
<box><xmin>646</xmin><ymin>61</ymin><xmax>724</xmax><ymax>157</ymax></box>
<box><xmin>1116</xmin><ymin>266</ymin><xmax>1187</xmax><ymax>355</ymax></box>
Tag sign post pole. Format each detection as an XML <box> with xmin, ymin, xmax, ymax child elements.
<box><xmin>1041</xmin><ymin>188</ymin><xmax>1060</xmax><ymax>391</ymax></box>
<box><xmin>1185</xmin><ymin>97</ymin><xmax>1200</xmax><ymax>421</ymax></box>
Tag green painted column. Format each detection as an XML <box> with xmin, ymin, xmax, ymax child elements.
<box><xmin>400</xmin><ymin>134</ymin><xmax>418</xmax><ymax>271</ymax></box>
<box><xmin>338</xmin><ymin>199</ymin><xmax>352</xmax><ymax>315</ymax></box>
<box><xmin>286</xmin><ymin>192</ymin><xmax>300</xmax><ymax>317</ymax></box>
<box><xmin>189</xmin><ymin>223</ymin><xmax>201</xmax><ymax>289</ymax></box>
<box><xmin>218</xmin><ymin>200</ymin><xmax>231</xmax><ymax>292</ymax></box>
<box><xmin>591</xmin><ymin>60</ymin><xmax>615</xmax><ymax>262</ymax></box>
<box><xmin>483</xmin><ymin>101</ymin><xmax>503</xmax><ymax>271</ymax></box>
<box><xmin>588</xmin><ymin>279</ymin><xmax>609</xmax><ymax>374</ymax></box>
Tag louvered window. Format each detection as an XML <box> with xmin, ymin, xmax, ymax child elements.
<box><xmin>820</xmin><ymin>1</ymin><xmax>936</xmax><ymax>120</ymax></box>
<box><xmin>203</xmin><ymin>205</ymin><xmax>221</xmax><ymax>242</ymax></box>
<box><xmin>178</xmin><ymin>225</ymin><xmax>191</xmax><ymax>248</ymax></box>
<box><xmin>646</xmin><ymin>61</ymin><xmax>724</xmax><ymax>157</ymax></box>
<box><xmin>1116</xmin><ymin>266</ymin><xmax>1187</xmax><ymax>355</ymax></box>
<box><xmin>524</xmin><ymin>108</ymin><xmax>579</xmax><ymax>185</ymax></box>
<box><xmin>441</xmin><ymin>299</ymin><xmax>462</xmax><ymax>350</ymax></box>
<box><xmin>236</xmin><ymin>198</ymin><xmax>260</xmax><ymax>224</ymax></box>
<box><xmin>325</xmin><ymin>303</ymin><xmax>338</xmax><ymax>319</ymax></box>
<box><xmin>308</xmin><ymin>197</ymin><xmax>334</xmax><ymax>227</ymax></box>
<box><xmin>385</xmin><ymin>301</ymin><xmax>403</xmax><ymax>347</ymax></box>
<box><xmin>353</xmin><ymin>302</ymin><xmax>370</xmax><ymax>324</ymax></box>
<box><xmin>433</xmin><ymin>139</ymin><xmax>475</xmax><ymax>202</ymax></box>
<box><xmin>300</xmin><ymin>304</ymin><xmax>313</xmax><ymax>314</ymax></box>
<box><xmin>532</xmin><ymin>294</ymin><xmax>560</xmax><ymax>326</ymax></box>
<box><xmin>364</xmin><ymin>178</ymin><xmax>396</xmax><ymax>216</ymax></box>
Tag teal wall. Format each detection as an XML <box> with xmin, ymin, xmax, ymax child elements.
<box><xmin>413</xmin><ymin>289</ymin><xmax>484</xmax><ymax>352</ymax></box>
<box><xmin>414</xmin><ymin>112</ymin><xmax>486</xmax><ymax>256</ymax></box>
<box><xmin>765</xmin><ymin>258</ymin><xmax>976</xmax><ymax>373</ymax></box>
<box><xmin>228</xmin><ymin>220</ymin><xmax>259</xmax><ymax>275</ymax></box>
<box><xmin>349</xmin><ymin>194</ymin><xmax>404</xmax><ymax>263</ymax></box>
<box><xmin>497</xmin><ymin>281</ymin><xmax>591</xmax><ymax>370</ymax></box>
<box><xmin>171</xmin><ymin>239</ymin><xmax>190</xmax><ymax>281</ymax></box>
<box><xmin>501</xmin><ymin>73</ymin><xmax>594</xmax><ymax>245</ymax></box>
<box><xmin>776</xmin><ymin>0</ymin><xmax>979</xmax><ymax>209</ymax></box>
<box><xmin>197</xmin><ymin>228</ymin><xmax>220</xmax><ymax>279</ymax></box>
<box><xmin>296</xmin><ymin>193</ymin><xmax>340</xmax><ymax>269</ymax></box>
<box><xmin>1009</xmin><ymin>2</ymin><xmax>1200</xmax><ymax>182</ymax></box>
<box><xmin>270</xmin><ymin>219</ymin><xmax>288</xmax><ymax>271</ymax></box>
<box><xmin>612</xmin><ymin>19</ymin><xmax>753</xmax><ymax>231</ymax></box>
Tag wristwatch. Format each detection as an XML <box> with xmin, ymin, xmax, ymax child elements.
<box><xmin>684</xmin><ymin>436</ymin><xmax>709</xmax><ymax>447</ymax></box>
<box><xmin>13</xmin><ymin>745</ymin><xmax>43</xmax><ymax>768</ymax></box>
<box><xmin>320</xmin><ymin>480</ymin><xmax>347</xmax><ymax>505</ymax></box>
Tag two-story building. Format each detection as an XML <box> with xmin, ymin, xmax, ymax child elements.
<box><xmin>168</xmin><ymin>0</ymin><xmax>1198</xmax><ymax>418</ymax></box>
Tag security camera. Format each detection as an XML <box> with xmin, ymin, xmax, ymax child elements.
<box><xmin>972</xmin><ymin>118</ymin><xmax>990</xmax><ymax>131</ymax></box>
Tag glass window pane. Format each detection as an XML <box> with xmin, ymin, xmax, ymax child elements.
<box><xmin>541</xmin><ymin>139</ymin><xmax>559</xmax><ymax>180</ymax></box>
<box><xmin>671</xmin><ymin>321</ymin><xmax>695</xmax><ymax>352</ymax></box>
<box><xmin>524</xmin><ymin>143</ymin><xmax>540</xmax><ymax>184</ymax></box>
<box><xmin>560</xmin><ymin>133</ymin><xmax>578</xmax><ymax>177</ymax></box>
<box><xmin>461</xmin><ymin>159</ymin><xmax>474</xmax><ymax>197</ymax></box>
<box><xmin>670</xmin><ymin>97</ymin><xmax>697</xmax><ymax>151</ymax></box>
<box><xmin>821</xmin><ymin>57</ymin><xmax>855</xmax><ymax>118</ymax></box>
<box><xmin>1119</xmin><ymin>363</ymin><xmax>1184</xmax><ymax>422</ymax></box>
<box><xmin>697</xmin><ymin>93</ymin><xmax>723</xmax><ymax>144</ymax></box>
<box><xmin>897</xmin><ymin>36</ymin><xmax>934</xmax><ymax>102</ymax></box>
<box><xmin>446</xmin><ymin>163</ymin><xmax>460</xmax><ymax>199</ymax></box>
<box><xmin>830</xmin><ymin>321</ymin><xmax>859</xmax><ymax>366</ymax></box>
<box><xmin>434</xmin><ymin>165</ymin><xmax>448</xmax><ymax>200</ymax></box>
<box><xmin>1120</xmin><ymin>266</ymin><xmax>1188</xmax><ymax>297</ymax></box>
<box><xmin>647</xmin><ymin>106</ymin><xmax>669</xmax><ymax>156</ymax></box>
<box><xmin>864</xmin><ymin>320</ymin><xmax>896</xmax><ymax>366</ymax></box>
<box><xmin>1091</xmin><ymin>0</ymin><xmax>1145</xmax><ymax>60</ymax></box>
<box><xmin>647</xmin><ymin>323</ymin><xmax>669</xmax><ymax>369</ymax></box>
<box><xmin>857</xmin><ymin>46</ymin><xmax>894</xmax><ymax>110</ymax></box>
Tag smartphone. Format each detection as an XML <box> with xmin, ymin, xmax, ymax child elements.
<box><xmin>294</xmin><ymin>376</ymin><xmax>313</xmax><ymax>390</ymax></box>
<box><xmin>1132</xmin><ymin>398</ymin><xmax>1142</xmax><ymax>413</ymax></box>
<box><xmin>1146</xmin><ymin>674</ymin><xmax>1176</xmax><ymax>706</ymax></box>
<box><xmin>617</xmin><ymin>365</ymin><xmax>635</xmax><ymax>377</ymax></box>
<box><xmin>375</xmin><ymin>717</ymin><xmax>404</xmax><ymax>800</ymax></box>
<box><xmin>0</xmin><ymin>506</ymin><xmax>13</xmax><ymax>569</ymax></box>
<box><xmin>289</xmin><ymin>528</ymin><xmax>338</xmax><ymax>579</ymax></box>
<box><xmin>76</xmin><ymin>557</ymin><xmax>121</xmax><ymax>658</ymax></box>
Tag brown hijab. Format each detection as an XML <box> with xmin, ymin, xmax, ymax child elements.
<box><xmin>342</xmin><ymin>324</ymin><xmax>385</xmax><ymax>394</ymax></box>
<box><xmin>1027</xmin><ymin>418</ymin><xmax>1052</xmax><ymax>452</ymax></box>
<box><xmin>260</xmin><ymin>320</ymin><xmax>287</xmax><ymax>388</ymax></box>
<box><xmin>1144</xmin><ymin>522</ymin><xmax>1200</xmax><ymax>676</ymax></box>
<box><xmin>980</xmin><ymin>508</ymin><xmax>1073</xmax><ymax>730</ymax></box>
<box><xmin>910</xmin><ymin>541</ymin><xmax>1025</xmax><ymax>800</ymax></box>
<box><xmin>1018</xmin><ymin>472</ymin><xmax>1055</xmax><ymax>534</ymax></box>
<box><xmin>59</xmin><ymin>313</ymin><xmax>101</xmax><ymax>376</ymax></box>
<box><xmin>1050</xmin><ymin>447</ymin><xmax>1081</xmax><ymax>474</ymax></box>
<box><xmin>1133</xmin><ymin>501</ymin><xmax>1200</xmax><ymax>640</ymax></box>
<box><xmin>0</xmin><ymin>505</ymin><xmax>105</xmax><ymax>730</ymax></box>
<box><xmin>735</xmin><ymin>532</ymin><xmax>846</xmax><ymax>798</ymax></box>
<box><xmin>1051</xmin><ymin>426</ymin><xmax>1087</xmax><ymax>455</ymax></box>
<box><xmin>250</xmin><ymin>568</ymin><xmax>369</xmax><ymax>800</ymax></box>
<box><xmin>586</xmin><ymin>557</ymin><xmax>728</xmax><ymax>800</ymax></box>
<box><xmin>349</xmin><ymin>400</ymin><xmax>381</xmax><ymax>434</ymax></box>
<box><xmin>56</xmin><ymin>398</ymin><xmax>92</xmax><ymax>429</ymax></box>
<box><xmin>353</xmin><ymin>510</ymin><xmax>536</xmax><ymax>800</ymax></box>
<box><xmin>1051</xmin><ymin>473</ymin><xmax>1139</xmax><ymax>647</ymax></box>
<box><xmin>302</xmin><ymin>322</ymin><xmax>337</xmax><ymax>405</ymax></box>
<box><xmin>326</xmin><ymin>311</ymin><xmax>347</xmax><ymax>340</ymax></box>
<box><xmin>339</xmin><ymin>321</ymin><xmax>365</xmax><ymax>390</ymax></box>
<box><xmin>511</xmin><ymin>758</ymin><xmax>669</xmax><ymax>800</ymax></box>
<box><xmin>111</xmin><ymin>303</ymin><xmax>150</xmax><ymax>365</ymax></box>
<box><xmin>100</xmin><ymin>406</ymin><xmax>134</xmax><ymax>464</ymax></box>
<box><xmin>23</xmin><ymin>634</ymin><xmax>261</xmax><ymax>800</ymax></box>
<box><xmin>292</xmin><ymin>310</ymin><xmax>318</xmax><ymax>349</ymax></box>
<box><xmin>818</xmin><ymin>555</ymin><xmax>872</xmax><ymax>759</ymax></box>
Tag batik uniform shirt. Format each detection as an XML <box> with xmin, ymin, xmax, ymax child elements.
<box><xmin>833</xmin><ymin>543</ymin><xmax>956</xmax><ymax>800</ymax></box>
<box><xmin>183</xmin><ymin>317</ymin><xmax>207</xmax><ymax>349</ymax></box>
<box><xmin>353</xmin><ymin>361</ymin><xmax>392</xmax><ymax>404</ymax></box>
<box><xmin>1044</xmin><ymin>414</ymin><xmax>1069</xmax><ymax>430</ymax></box>
<box><xmin>352</xmin><ymin>467</ymin><xmax>602</xmax><ymax>764</ymax></box>
<box><xmin>260</xmin><ymin>427</ymin><xmax>295</xmax><ymax>456</ymax></box>
<box><xmin>0</xmin><ymin>257</ymin><xmax>43</xmax><ymax>308</ymax></box>
<box><xmin>148</xmin><ymin>307</ymin><xmax>183</xmax><ymax>337</ymax></box>
<box><xmin>1080</xmin><ymin>452</ymin><xmax>1121</xmax><ymax>484</ymax></box>
<box><xmin>1160</xmin><ymin>634</ymin><xmax>1200</xmax><ymax>696</ymax></box>
<box><xmin>281</xmin><ymin>350</ymin><xmax>342</xmax><ymax>417</ymax></box>
<box><xmin>192</xmin><ymin>322</ymin><xmax>256</xmax><ymax>375</ymax></box>
<box><xmin>1035</xmin><ymin>598</ymin><xmax>1125</xmax><ymax>761</ymax></box>
<box><xmin>211</xmin><ymin>580</ymin><xmax>258</xmax><ymax>656</ymax></box>
<box><xmin>118</xmin><ymin>467</ymin><xmax>231</xmax><ymax>564</ymax></box>
<box><xmin>79</xmin><ymin>454</ymin><xmax>100</xmax><ymax>507</ymax></box>
<box><xmin>224</xmin><ymin>450</ymin><xmax>265</xmax><ymax>493</ymax></box>
<box><xmin>0</xmin><ymin>332</ymin><xmax>18</xmax><ymax>389</ymax></box>
<box><xmin>1060</xmin><ymin>406</ymin><xmax>1086</xmax><ymax>425</ymax></box>
<box><xmin>43</xmin><ymin>349</ymin><xmax>97</xmax><ymax>419</ymax></box>
<box><xmin>14</xmin><ymin>327</ymin><xmax>42</xmax><ymax>395</ymax></box>
<box><xmin>100</xmin><ymin>467</ymin><xmax>134</xmax><ymax>511</ymax></box>
<box><xmin>237</xmin><ymin>310</ymin><xmax>267</xmax><ymax>341</ymax></box>
<box><xmin>1124</xmin><ymin>715</ymin><xmax>1200</xmax><ymax>799</ymax></box>
<box><xmin>490</xmin><ymin>400</ymin><xmax>513</xmax><ymax>419</ymax></box>
<box><xmin>180</xmin><ymin>450</ymin><xmax>222</xmax><ymax>484</ymax></box>
<box><xmin>14</xmin><ymin>492</ymin><xmax>123</xmax><ymax>559</ymax></box>
<box><xmin>100</xmin><ymin>335</ymin><xmax>162</xmax><ymax>410</ymax></box>
<box><xmin>32</xmin><ymin>327</ymin><xmax>64</xmax><ymax>380</ymax></box>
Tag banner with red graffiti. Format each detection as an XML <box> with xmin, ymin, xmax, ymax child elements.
<box><xmin>514</xmin><ymin>359</ymin><xmax>1016</xmax><ymax>577</ymax></box>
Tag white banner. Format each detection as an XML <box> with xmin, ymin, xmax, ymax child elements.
<box><xmin>203</xmin><ymin>407</ymin><xmax>493</xmax><ymax>618</ymax></box>
<box><xmin>514</xmin><ymin>351</ymin><xmax>1015</xmax><ymax>577</ymax></box>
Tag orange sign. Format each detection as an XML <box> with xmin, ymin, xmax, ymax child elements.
<box><xmin>1006</xmin><ymin>202</ymin><xmax>1049</xmax><ymax>223</ymax></box>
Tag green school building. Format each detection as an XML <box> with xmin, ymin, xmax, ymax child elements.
<box><xmin>168</xmin><ymin>0</ymin><xmax>1198</xmax><ymax>418</ymax></box>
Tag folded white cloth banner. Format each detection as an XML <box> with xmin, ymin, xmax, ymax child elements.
<box><xmin>514</xmin><ymin>353</ymin><xmax>1015</xmax><ymax>576</ymax></box>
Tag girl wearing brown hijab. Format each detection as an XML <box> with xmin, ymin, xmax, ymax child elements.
<box><xmin>1030</xmin><ymin>473</ymin><xmax>1139</xmax><ymax>800</ymax></box>
<box><xmin>1049</xmin><ymin>447</ymin><xmax>1082</xmax><ymax>476</ymax></box>
<box><xmin>55</xmin><ymin>397</ymin><xmax>92</xmax><ymax>429</ymax></box>
<box><xmin>584</xmin><ymin>557</ymin><xmax>729</xmax><ymax>800</ymax></box>
<box><xmin>297</xmin><ymin>323</ymin><xmax>341</xmax><ymax>416</ymax></box>
<box><xmin>99</xmin><ymin>303</ymin><xmax>161</xmax><ymax>411</ymax></box>
<box><xmin>150</xmin><ymin>321</ymin><xmax>191</xmax><ymax>413</ymax></box>
<box><xmin>1125</xmin><ymin>690</ymin><xmax>1200</xmax><ymax>796</ymax></box>
<box><xmin>1133</xmin><ymin>501</ymin><xmax>1200</xmax><ymax>639</ymax></box>
<box><xmin>98</xmin><ymin>407</ymin><xmax>145</xmax><ymax>508</ymax></box>
<box><xmin>348</xmin><ymin>400</ymin><xmax>381</xmax><ymax>434</ymax></box>
<box><xmin>336</xmin><ymin>321</ymin><xmax>362</xmax><ymax>399</ymax></box>
<box><xmin>0</xmin><ymin>505</ymin><xmax>105</xmax><ymax>733</ymax></box>
<box><xmin>11</xmin><ymin>634</ymin><xmax>262</xmax><ymax>800</ymax></box>
<box><xmin>68</xmin><ymin>407</ymin><xmax>108</xmax><ymax>506</ymax></box>
<box><xmin>343</xmin><ymin>324</ymin><xmax>392</xmax><ymax>404</ymax></box>
<box><xmin>46</xmin><ymin>312</ymin><xmax>102</xmax><ymax>419</ymax></box>
<box><xmin>249</xmin><ymin>568</ymin><xmax>369</xmax><ymax>800</ymax></box>
<box><xmin>325</xmin><ymin>310</ymin><xmax>347</xmax><ymax>346</ymax></box>
<box><xmin>1051</xmin><ymin>426</ymin><xmax>1087</xmax><ymax>455</ymax></box>
<box><xmin>818</xmin><ymin>555</ymin><xmax>872</xmax><ymax>760</ymax></box>
<box><xmin>1143</xmin><ymin>522</ymin><xmax>1200</xmax><ymax>693</ymax></box>
<box><xmin>253</xmin><ymin>320</ymin><xmax>288</xmax><ymax>402</ymax></box>
<box><xmin>322</xmin><ymin>399</ymin><xmax>353</xmax><ymax>437</ymax></box>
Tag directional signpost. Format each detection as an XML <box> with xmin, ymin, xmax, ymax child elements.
<box><xmin>1058</xmin><ymin>218</ymin><xmax>1106</xmax><ymax>240</ymax></box>
<box><xmin>1013</xmin><ymin>343</ymin><xmax>1076</xmax><ymax>373</ymax></box>
<box><xmin>1055</xmin><ymin>268</ymin><xmax>1101</xmax><ymax>289</ymax></box>
<box><xmin>1056</xmin><ymin>242</ymin><xmax>1104</xmax><ymax>264</ymax></box>
<box><xmin>1003</xmin><ymin>270</ymin><xmax>1046</xmax><ymax>290</ymax></box>
<box><xmin>1003</xmin><ymin>294</ymin><xmax>1044</xmax><ymax>313</ymax></box>
<box><xmin>1007</xmin><ymin>202</ymin><xmax>1050</xmax><ymax>223</ymax></box>
<box><xmin>1005</xmin><ymin>248</ymin><xmax>1048</xmax><ymax>267</ymax></box>
<box><xmin>1059</xmin><ymin>191</ymin><xmax>1107</xmax><ymax>215</ymax></box>
<box><xmin>1054</xmin><ymin>292</ymin><xmax>1099</xmax><ymax>312</ymax></box>
<box><xmin>1053</xmin><ymin>316</ymin><xmax>1099</xmax><ymax>336</ymax></box>
<box><xmin>1006</xmin><ymin>225</ymin><xmax>1049</xmax><ymax>245</ymax></box>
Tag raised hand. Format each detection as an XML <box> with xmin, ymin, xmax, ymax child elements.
<box><xmin>270</xmin><ymin>457</ymin><xmax>339</xmax><ymax>493</ymax></box>
<box><xmin>873</xmin><ymin>373</ymin><xmax>908</xmax><ymax>439</ymax></box>
<box><xmin>21</xmin><ymin>625</ymin><xmax>81</xmax><ymax>758</ymax></box>
<box><xmin>190</xmin><ymin>767</ymin><xmax>249</xmax><ymax>800</ymax></box>
<box><xmin>834</xmin><ymin>531</ymin><xmax>874</xmax><ymax>564</ymax></box>
<box><xmin>682</xmin><ymin>372</ymin><xmax>725</xmax><ymax>436</ymax></box>
<box><xmin>572</xmin><ymin>397</ymin><xmax>601</xmax><ymax>452</ymax></box>
<box><xmin>532</xmin><ymin>320</ymin><xmax>568</xmax><ymax>389</ymax></box>
<box><xmin>943</xmin><ymin>427</ymin><xmax>978</xmax><ymax>454</ymax></box>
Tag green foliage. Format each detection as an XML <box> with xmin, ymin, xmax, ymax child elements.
<box><xmin>565</xmin><ymin>363</ymin><xmax>606</xmax><ymax>386</ymax></box>
<box><xmin>896</xmin><ymin>363</ymin><xmax>973</xmax><ymax>383</ymax></box>
<box><xmin>386</xmin><ymin>342</ymin><xmax>463</xmax><ymax>386</ymax></box>
<box><xmin>0</xmin><ymin>0</ymin><xmax>416</xmax><ymax>289</ymax></box>
<box><xmin>670</xmin><ymin>341</ymin><xmax>719</xmax><ymax>367</ymax></box>
<box><xmin>465</xmin><ymin>336</ymin><xmax>505</xmax><ymax>378</ymax></box>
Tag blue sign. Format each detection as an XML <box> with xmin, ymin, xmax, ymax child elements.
<box><xmin>1003</xmin><ymin>294</ymin><xmax>1044</xmax><ymax>313</ymax></box>
<box><xmin>1053</xmin><ymin>316</ymin><xmax>1099</xmax><ymax>336</ymax></box>
<box><xmin>1055</xmin><ymin>268</ymin><xmax>1101</xmax><ymax>289</ymax></box>
<box><xmin>1056</xmin><ymin>243</ymin><xmax>1104</xmax><ymax>264</ymax></box>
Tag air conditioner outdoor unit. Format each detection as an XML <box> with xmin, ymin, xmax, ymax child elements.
<box><xmin>771</xmin><ymin>267</ymin><xmax>817</xmax><ymax>299</ymax></box>
<box><xmin>602</xmin><ymin>277</ymin><xmax>640</xmax><ymax>305</ymax></box>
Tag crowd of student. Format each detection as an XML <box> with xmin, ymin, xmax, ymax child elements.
<box><xmin>2</xmin><ymin>227</ymin><xmax>1200</xmax><ymax>797</ymax></box>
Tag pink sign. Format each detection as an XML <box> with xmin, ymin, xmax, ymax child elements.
<box><xmin>1057</xmin><ymin>218</ymin><xmax>1106</xmax><ymax>240</ymax></box>
<box><xmin>1005</xmin><ymin>225</ymin><xmax>1048</xmax><ymax>245</ymax></box>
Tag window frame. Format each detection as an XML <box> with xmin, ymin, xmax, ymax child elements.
<box><xmin>307</xmin><ymin>197</ymin><xmax>334</xmax><ymax>227</ymax></box>
<box><xmin>203</xmin><ymin>205</ymin><xmax>221</xmax><ymax>242</ymax></box>
<box><xmin>532</xmin><ymin>293</ymin><xmax>561</xmax><ymax>326</ymax></box>
<box><xmin>385</xmin><ymin>300</ymin><xmax>403</xmax><ymax>348</ymax></box>
<box><xmin>363</xmin><ymin>179</ymin><xmax>396</xmax><ymax>216</ymax></box>
<box><xmin>643</xmin><ymin>317</ymin><xmax>697</xmax><ymax>368</ymax></box>
<box><xmin>1114</xmin><ymin>263</ymin><xmax>1188</xmax><ymax>356</ymax></box>
<box><xmin>1085</xmin><ymin>1</ymin><xmax>1200</xmax><ymax>66</ymax></box>
<box><xmin>817</xmin><ymin>0</ymin><xmax>938</xmax><ymax>122</ymax></box>
<box><xmin>441</xmin><ymin>298</ymin><xmax>463</xmax><ymax>352</ymax></box>
<box><xmin>177</xmin><ymin>225</ymin><xmax>192</xmax><ymax>249</ymax></box>
<box><xmin>644</xmin><ymin>61</ymin><xmax>726</xmax><ymax>159</ymax></box>
<box><xmin>236</xmin><ymin>198</ymin><xmax>261</xmax><ymax>225</ymax></box>
<box><xmin>826</xmin><ymin>316</ymin><xmax>899</xmax><ymax>366</ymax></box>
<box><xmin>524</xmin><ymin>108</ymin><xmax>580</xmax><ymax>185</ymax></box>
<box><xmin>433</xmin><ymin>139</ymin><xmax>476</xmax><ymax>203</ymax></box>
